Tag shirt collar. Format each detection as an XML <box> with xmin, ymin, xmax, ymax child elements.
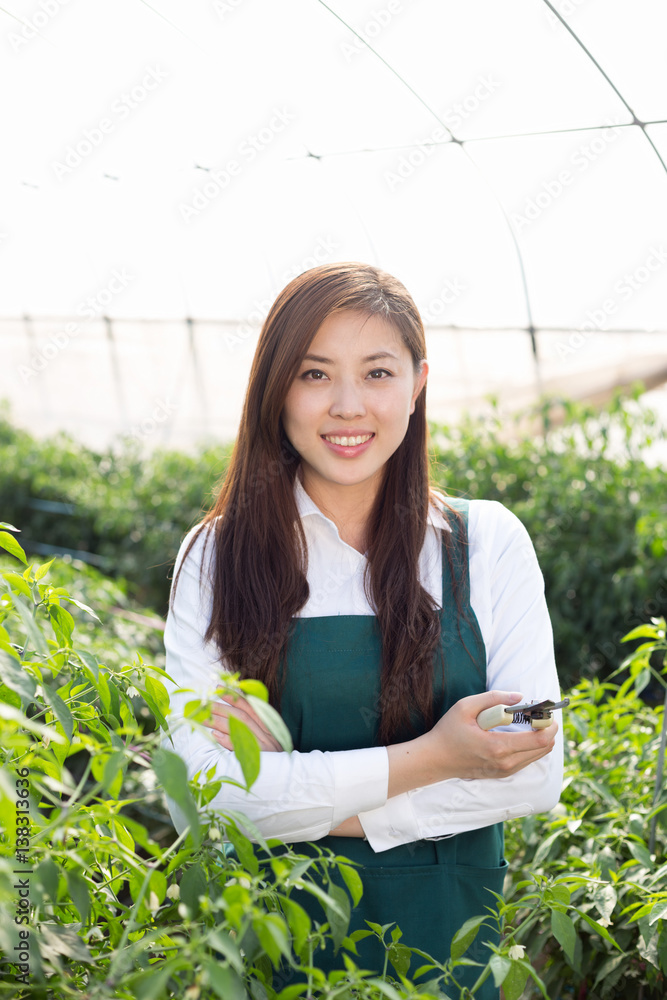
<box><xmin>293</xmin><ymin>470</ymin><xmax>451</xmax><ymax>532</ymax></box>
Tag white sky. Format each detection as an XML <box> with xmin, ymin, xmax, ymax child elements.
<box><xmin>1</xmin><ymin>0</ymin><xmax>667</xmax><ymax>331</ymax></box>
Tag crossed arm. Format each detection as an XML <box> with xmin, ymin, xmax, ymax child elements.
<box><xmin>162</xmin><ymin>501</ymin><xmax>564</xmax><ymax>851</ymax></box>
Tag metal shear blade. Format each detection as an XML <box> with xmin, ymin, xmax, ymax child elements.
<box><xmin>510</xmin><ymin>698</ymin><xmax>570</xmax><ymax>717</ymax></box>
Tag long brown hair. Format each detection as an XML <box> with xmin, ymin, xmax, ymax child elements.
<box><xmin>171</xmin><ymin>261</ymin><xmax>465</xmax><ymax>743</ymax></box>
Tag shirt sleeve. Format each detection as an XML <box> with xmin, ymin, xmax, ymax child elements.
<box><xmin>161</xmin><ymin>524</ymin><xmax>389</xmax><ymax>842</ymax></box>
<box><xmin>358</xmin><ymin>499</ymin><xmax>564</xmax><ymax>852</ymax></box>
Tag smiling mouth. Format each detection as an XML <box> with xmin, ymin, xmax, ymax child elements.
<box><xmin>321</xmin><ymin>433</ymin><xmax>374</xmax><ymax>446</ymax></box>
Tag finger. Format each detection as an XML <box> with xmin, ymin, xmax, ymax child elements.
<box><xmin>488</xmin><ymin>719</ymin><xmax>558</xmax><ymax>752</ymax></box>
<box><xmin>207</xmin><ymin>719</ymin><xmax>281</xmax><ymax>753</ymax></box>
<box><xmin>214</xmin><ymin>690</ymin><xmax>263</xmax><ymax>724</ymax></box>
<box><xmin>467</xmin><ymin>690</ymin><xmax>525</xmax><ymax>714</ymax></box>
<box><xmin>211</xmin><ymin>732</ymin><xmax>233</xmax><ymax>751</ymax></box>
<box><xmin>210</xmin><ymin>697</ymin><xmax>268</xmax><ymax>733</ymax></box>
<box><xmin>211</xmin><ymin>708</ymin><xmax>282</xmax><ymax>752</ymax></box>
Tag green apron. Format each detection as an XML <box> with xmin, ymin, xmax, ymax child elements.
<box><xmin>279</xmin><ymin>499</ymin><xmax>506</xmax><ymax>996</ymax></box>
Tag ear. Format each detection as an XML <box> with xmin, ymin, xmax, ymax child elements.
<box><xmin>409</xmin><ymin>360</ymin><xmax>429</xmax><ymax>414</ymax></box>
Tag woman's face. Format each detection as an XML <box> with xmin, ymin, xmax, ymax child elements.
<box><xmin>281</xmin><ymin>309</ymin><xmax>428</xmax><ymax>499</ymax></box>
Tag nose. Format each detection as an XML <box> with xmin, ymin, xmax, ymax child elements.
<box><xmin>329</xmin><ymin>378</ymin><xmax>367</xmax><ymax>420</ymax></box>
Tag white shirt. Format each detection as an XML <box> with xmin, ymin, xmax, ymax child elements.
<box><xmin>162</xmin><ymin>475</ymin><xmax>564</xmax><ymax>852</ymax></box>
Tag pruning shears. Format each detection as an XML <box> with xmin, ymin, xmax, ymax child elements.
<box><xmin>476</xmin><ymin>698</ymin><xmax>570</xmax><ymax>731</ymax></box>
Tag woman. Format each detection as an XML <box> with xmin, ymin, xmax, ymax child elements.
<box><xmin>162</xmin><ymin>262</ymin><xmax>563</xmax><ymax>994</ymax></box>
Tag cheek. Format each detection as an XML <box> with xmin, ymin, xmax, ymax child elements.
<box><xmin>283</xmin><ymin>386</ymin><xmax>318</xmax><ymax>435</ymax></box>
<box><xmin>376</xmin><ymin>385</ymin><xmax>415</xmax><ymax>425</ymax></box>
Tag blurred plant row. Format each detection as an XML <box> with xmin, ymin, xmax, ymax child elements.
<box><xmin>1</xmin><ymin>386</ymin><xmax>665</xmax><ymax>689</ymax></box>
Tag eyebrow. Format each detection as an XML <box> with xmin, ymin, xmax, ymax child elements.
<box><xmin>301</xmin><ymin>351</ymin><xmax>400</xmax><ymax>364</ymax></box>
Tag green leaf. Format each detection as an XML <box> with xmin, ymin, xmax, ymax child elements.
<box><xmin>42</xmin><ymin>683</ymin><xmax>74</xmax><ymax>743</ymax></box>
<box><xmin>229</xmin><ymin>715</ymin><xmax>260</xmax><ymax>789</ymax></box>
<box><xmin>61</xmin><ymin>595</ymin><xmax>101</xmax><ymax>622</ymax></box>
<box><xmin>592</xmin><ymin>882</ymin><xmax>617</xmax><ymax>921</ymax></box>
<box><xmin>208</xmin><ymin>929</ymin><xmax>244</xmax><ymax>974</ymax></box>
<box><xmin>238</xmin><ymin>678</ymin><xmax>269</xmax><ymax>701</ymax></box>
<box><xmin>40</xmin><ymin>924</ymin><xmax>93</xmax><ymax>963</ymax></box>
<box><xmin>180</xmin><ymin>864</ymin><xmax>207</xmax><ymax>917</ymax></box>
<box><xmin>148</xmin><ymin>869</ymin><xmax>167</xmax><ymax>907</ymax></box>
<box><xmin>0</xmin><ymin>701</ymin><xmax>66</xmax><ymax>743</ymax></box>
<box><xmin>253</xmin><ymin>912</ymin><xmax>291</xmax><ymax>966</ymax></box>
<box><xmin>103</xmin><ymin>751</ymin><xmax>126</xmax><ymax>798</ymax></box>
<box><xmin>202</xmin><ymin>959</ymin><xmax>247</xmax><ymax>1000</ymax></box>
<box><xmin>35</xmin><ymin>857</ymin><xmax>60</xmax><ymax>902</ymax></box>
<box><xmin>245</xmin><ymin>693</ymin><xmax>294</xmax><ymax>752</ymax></box>
<box><xmin>2</xmin><ymin>572</ymin><xmax>32</xmax><ymax>599</ymax></box>
<box><xmin>135</xmin><ymin>966</ymin><xmax>173</xmax><ymax>1000</ymax></box>
<box><xmin>281</xmin><ymin>897</ymin><xmax>311</xmax><ymax>956</ymax></box>
<box><xmin>0</xmin><ymin>650</ymin><xmax>37</xmax><ymax>703</ymax></box>
<box><xmin>224</xmin><ymin>821</ymin><xmax>259</xmax><ymax>876</ymax></box>
<box><xmin>363</xmin><ymin>981</ymin><xmax>403</xmax><ymax>1000</ymax></box>
<box><xmin>0</xmin><ymin>522</ymin><xmax>20</xmax><ymax>531</ymax></box>
<box><xmin>0</xmin><ymin>682</ymin><xmax>21</xmax><ymax>710</ymax></box>
<box><xmin>338</xmin><ymin>862</ymin><xmax>363</xmax><ymax>907</ymax></box>
<box><xmin>622</xmin><ymin>624</ymin><xmax>660</xmax><ymax>642</ymax></box>
<box><xmin>551</xmin><ymin>910</ymin><xmax>576</xmax><ymax>965</ymax></box>
<box><xmin>324</xmin><ymin>880</ymin><xmax>351</xmax><ymax>952</ymax></box>
<box><xmin>628</xmin><ymin>839</ymin><xmax>653</xmax><ymax>868</ymax></box>
<box><xmin>649</xmin><ymin>900</ymin><xmax>667</xmax><ymax>925</ymax></box>
<box><xmin>66</xmin><ymin>870</ymin><xmax>91</xmax><ymax>925</ymax></box>
<box><xmin>34</xmin><ymin>558</ymin><xmax>55</xmax><ymax>581</ymax></box>
<box><xmin>658</xmin><ymin>924</ymin><xmax>667</xmax><ymax>974</ymax></box>
<box><xmin>548</xmin><ymin>883</ymin><xmax>571</xmax><ymax>907</ymax></box>
<box><xmin>532</xmin><ymin>827</ymin><xmax>563</xmax><ymax>865</ymax></box>
<box><xmin>49</xmin><ymin>604</ymin><xmax>75</xmax><ymax>648</ymax></box>
<box><xmin>387</xmin><ymin>941</ymin><xmax>411</xmax><ymax>978</ymax></box>
<box><xmin>141</xmin><ymin>675</ymin><xmax>170</xmax><ymax>730</ymax></box>
<box><xmin>451</xmin><ymin>914</ymin><xmax>486</xmax><ymax>960</ymax></box>
<box><xmin>152</xmin><ymin>748</ymin><xmax>200</xmax><ymax>848</ymax></box>
<box><xmin>5</xmin><ymin>591</ymin><xmax>47</xmax><ymax>655</ymax></box>
<box><xmin>592</xmin><ymin>953</ymin><xmax>629</xmax><ymax>990</ymax></box>
<box><xmin>489</xmin><ymin>954</ymin><xmax>511</xmax><ymax>987</ymax></box>
<box><xmin>502</xmin><ymin>960</ymin><xmax>531</xmax><ymax>1000</ymax></box>
<box><xmin>77</xmin><ymin>649</ymin><xmax>99</xmax><ymax>683</ymax></box>
<box><xmin>574</xmin><ymin>908</ymin><xmax>623</xmax><ymax>951</ymax></box>
<box><xmin>0</xmin><ymin>530</ymin><xmax>27</xmax><ymax>564</ymax></box>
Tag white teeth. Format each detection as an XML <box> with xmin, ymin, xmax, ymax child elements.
<box><xmin>323</xmin><ymin>433</ymin><xmax>373</xmax><ymax>446</ymax></box>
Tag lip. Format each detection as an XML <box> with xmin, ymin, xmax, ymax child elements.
<box><xmin>320</xmin><ymin>432</ymin><xmax>375</xmax><ymax>457</ymax></box>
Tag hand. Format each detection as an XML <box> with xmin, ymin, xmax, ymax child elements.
<box><xmin>423</xmin><ymin>690</ymin><xmax>558</xmax><ymax>782</ymax></box>
<box><xmin>202</xmin><ymin>689</ymin><xmax>283</xmax><ymax>753</ymax></box>
<box><xmin>387</xmin><ymin>690</ymin><xmax>558</xmax><ymax>796</ymax></box>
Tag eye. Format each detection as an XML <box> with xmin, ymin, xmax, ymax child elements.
<box><xmin>300</xmin><ymin>369</ymin><xmax>329</xmax><ymax>381</ymax></box>
<box><xmin>367</xmin><ymin>368</ymin><xmax>392</xmax><ymax>379</ymax></box>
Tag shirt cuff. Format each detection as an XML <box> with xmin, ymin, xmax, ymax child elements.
<box><xmin>330</xmin><ymin>746</ymin><xmax>389</xmax><ymax>828</ymax></box>
<box><xmin>358</xmin><ymin>790</ymin><xmax>421</xmax><ymax>852</ymax></box>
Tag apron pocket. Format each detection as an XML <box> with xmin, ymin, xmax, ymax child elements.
<box><xmin>292</xmin><ymin>857</ymin><xmax>505</xmax><ymax>1000</ymax></box>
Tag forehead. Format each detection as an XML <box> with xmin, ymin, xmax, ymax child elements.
<box><xmin>307</xmin><ymin>309</ymin><xmax>407</xmax><ymax>356</ymax></box>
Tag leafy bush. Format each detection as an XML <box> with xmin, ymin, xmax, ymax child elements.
<box><xmin>429</xmin><ymin>389</ymin><xmax>667</xmax><ymax>688</ymax></box>
<box><xmin>504</xmin><ymin>619</ymin><xmax>667</xmax><ymax>999</ymax></box>
<box><xmin>0</xmin><ymin>402</ymin><xmax>229</xmax><ymax>614</ymax></box>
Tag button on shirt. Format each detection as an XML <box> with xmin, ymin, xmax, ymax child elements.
<box><xmin>162</xmin><ymin>476</ymin><xmax>564</xmax><ymax>852</ymax></box>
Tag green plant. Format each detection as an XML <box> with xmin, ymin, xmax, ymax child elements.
<box><xmin>505</xmin><ymin>645</ymin><xmax>667</xmax><ymax>998</ymax></box>
<box><xmin>616</xmin><ymin>617</ymin><xmax>667</xmax><ymax>855</ymax></box>
<box><xmin>429</xmin><ymin>387</ymin><xmax>667</xmax><ymax>689</ymax></box>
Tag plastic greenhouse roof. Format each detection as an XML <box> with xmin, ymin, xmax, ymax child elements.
<box><xmin>1</xmin><ymin>0</ymin><xmax>666</xmax><ymax>449</ymax></box>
